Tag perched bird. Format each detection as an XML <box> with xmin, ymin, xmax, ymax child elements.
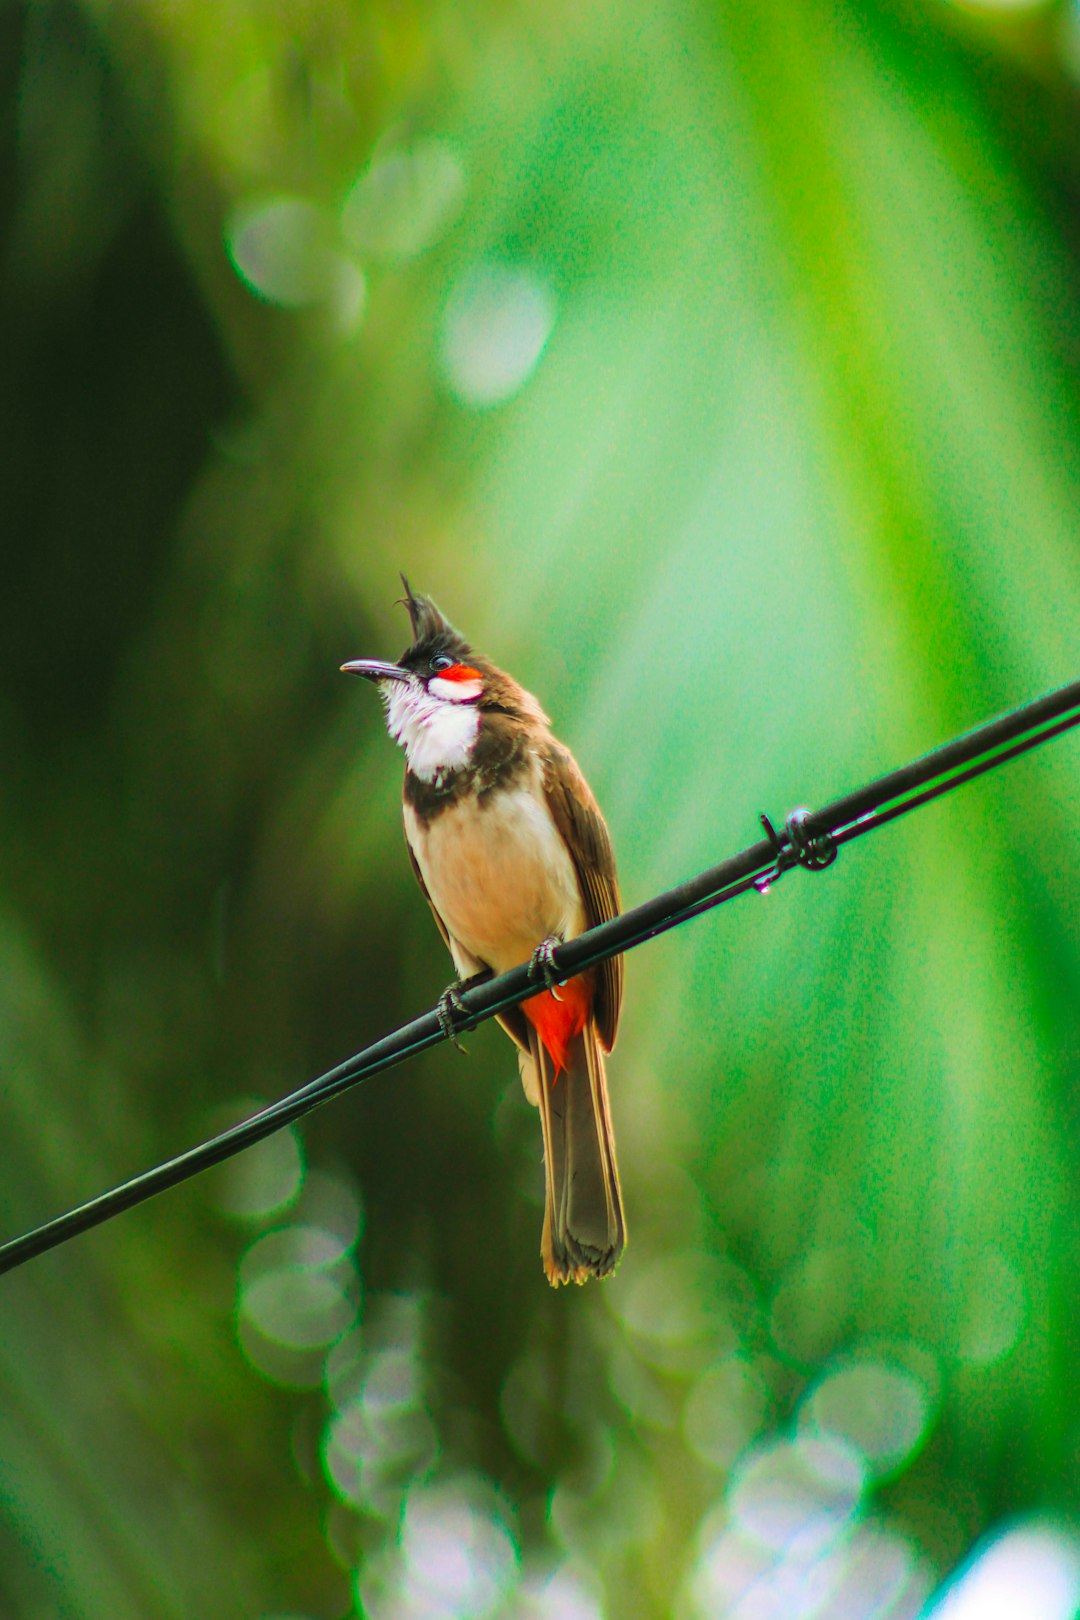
<box><xmin>342</xmin><ymin>581</ymin><xmax>625</xmax><ymax>1285</ymax></box>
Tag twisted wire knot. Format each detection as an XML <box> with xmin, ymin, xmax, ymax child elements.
<box><xmin>785</xmin><ymin>807</ymin><xmax>837</xmax><ymax>871</ymax></box>
<box><xmin>757</xmin><ymin>808</ymin><xmax>837</xmax><ymax>889</ymax></box>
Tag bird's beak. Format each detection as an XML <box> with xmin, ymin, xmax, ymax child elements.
<box><xmin>340</xmin><ymin>659</ymin><xmax>409</xmax><ymax>683</ymax></box>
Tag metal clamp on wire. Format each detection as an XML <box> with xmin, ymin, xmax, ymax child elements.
<box><xmin>754</xmin><ymin>808</ymin><xmax>837</xmax><ymax>892</ymax></box>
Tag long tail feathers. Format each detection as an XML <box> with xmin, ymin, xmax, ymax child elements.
<box><xmin>522</xmin><ymin>1023</ymin><xmax>626</xmax><ymax>1285</ymax></box>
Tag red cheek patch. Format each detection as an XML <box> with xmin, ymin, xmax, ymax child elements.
<box><xmin>440</xmin><ymin>663</ymin><xmax>482</xmax><ymax>683</ymax></box>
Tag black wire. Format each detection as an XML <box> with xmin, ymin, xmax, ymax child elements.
<box><xmin>3</xmin><ymin>676</ymin><xmax>1080</xmax><ymax>1278</ymax></box>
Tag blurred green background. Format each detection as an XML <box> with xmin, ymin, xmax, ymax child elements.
<box><xmin>3</xmin><ymin>0</ymin><xmax>1080</xmax><ymax>1615</ymax></box>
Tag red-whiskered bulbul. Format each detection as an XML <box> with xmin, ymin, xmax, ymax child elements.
<box><xmin>342</xmin><ymin>581</ymin><xmax>625</xmax><ymax>1286</ymax></box>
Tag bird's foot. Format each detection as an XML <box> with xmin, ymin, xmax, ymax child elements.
<box><xmin>528</xmin><ymin>935</ymin><xmax>565</xmax><ymax>999</ymax></box>
<box><xmin>436</xmin><ymin>983</ymin><xmax>470</xmax><ymax>1053</ymax></box>
<box><xmin>435</xmin><ymin>970</ymin><xmax>490</xmax><ymax>1053</ymax></box>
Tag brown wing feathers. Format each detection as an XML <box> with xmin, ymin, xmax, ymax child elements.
<box><xmin>540</xmin><ymin>740</ymin><xmax>623</xmax><ymax>1051</ymax></box>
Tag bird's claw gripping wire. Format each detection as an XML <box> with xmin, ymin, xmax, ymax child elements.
<box><xmin>528</xmin><ymin>936</ymin><xmax>565</xmax><ymax>999</ymax></box>
<box><xmin>434</xmin><ymin>970</ymin><xmax>493</xmax><ymax>1051</ymax></box>
<box><xmin>436</xmin><ymin>983</ymin><xmax>470</xmax><ymax>1053</ymax></box>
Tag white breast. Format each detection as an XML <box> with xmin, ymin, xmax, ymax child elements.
<box><xmin>404</xmin><ymin>769</ymin><xmax>586</xmax><ymax>975</ymax></box>
<box><xmin>384</xmin><ymin>682</ymin><xmax>481</xmax><ymax>781</ymax></box>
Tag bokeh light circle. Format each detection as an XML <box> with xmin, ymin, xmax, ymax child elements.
<box><xmin>440</xmin><ymin>263</ymin><xmax>555</xmax><ymax>406</ymax></box>
<box><xmin>728</xmin><ymin>1433</ymin><xmax>866</xmax><ymax>1553</ymax></box>
<box><xmin>801</xmin><ymin>1354</ymin><xmax>934</xmax><ymax>1480</ymax></box>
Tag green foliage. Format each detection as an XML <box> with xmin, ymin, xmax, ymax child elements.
<box><xmin>3</xmin><ymin>0</ymin><xmax>1080</xmax><ymax>1614</ymax></box>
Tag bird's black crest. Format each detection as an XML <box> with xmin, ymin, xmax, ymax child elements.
<box><xmin>397</xmin><ymin>575</ymin><xmax>471</xmax><ymax>666</ymax></box>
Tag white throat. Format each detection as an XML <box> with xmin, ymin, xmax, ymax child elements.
<box><xmin>383</xmin><ymin>680</ymin><xmax>481</xmax><ymax>782</ymax></box>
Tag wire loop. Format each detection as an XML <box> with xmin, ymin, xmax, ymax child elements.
<box><xmin>755</xmin><ymin>810</ymin><xmax>835</xmax><ymax>885</ymax></box>
<box><xmin>785</xmin><ymin>808</ymin><xmax>838</xmax><ymax>872</ymax></box>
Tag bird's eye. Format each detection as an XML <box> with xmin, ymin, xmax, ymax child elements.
<box><xmin>430</xmin><ymin>654</ymin><xmax>455</xmax><ymax>673</ymax></box>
